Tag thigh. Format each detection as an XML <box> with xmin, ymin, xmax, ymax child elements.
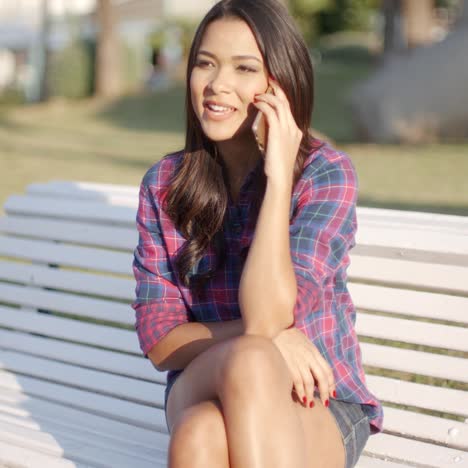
<box><xmin>293</xmin><ymin>391</ymin><xmax>370</xmax><ymax>468</ymax></box>
<box><xmin>165</xmin><ymin>335</ymin><xmax>241</xmax><ymax>432</ymax></box>
<box><xmin>292</xmin><ymin>392</ymin><xmax>346</xmax><ymax>468</ymax></box>
<box><xmin>167</xmin><ymin>398</ymin><xmax>229</xmax><ymax>468</ymax></box>
<box><xmin>165</xmin><ymin>333</ymin><xmax>293</xmax><ymax>433</ymax></box>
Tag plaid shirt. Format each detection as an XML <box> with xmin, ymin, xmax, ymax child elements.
<box><xmin>132</xmin><ymin>141</ymin><xmax>384</xmax><ymax>434</ymax></box>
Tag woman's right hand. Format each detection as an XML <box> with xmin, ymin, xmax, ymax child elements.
<box><xmin>273</xmin><ymin>326</ymin><xmax>336</xmax><ymax>408</ymax></box>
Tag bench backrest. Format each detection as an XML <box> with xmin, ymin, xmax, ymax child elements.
<box><xmin>1</xmin><ymin>180</ymin><xmax>467</xmax><ymax>467</ymax></box>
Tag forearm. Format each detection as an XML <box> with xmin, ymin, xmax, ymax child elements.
<box><xmin>148</xmin><ymin>318</ymin><xmax>245</xmax><ymax>371</ymax></box>
<box><xmin>239</xmin><ymin>179</ymin><xmax>297</xmax><ymax>337</ymax></box>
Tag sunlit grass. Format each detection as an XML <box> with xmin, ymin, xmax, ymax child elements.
<box><xmin>1</xmin><ymin>56</ymin><xmax>467</xmax><ymax>215</ymax></box>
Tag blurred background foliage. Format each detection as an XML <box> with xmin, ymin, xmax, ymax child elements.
<box><xmin>0</xmin><ymin>0</ymin><xmax>467</xmax><ymax>216</ymax></box>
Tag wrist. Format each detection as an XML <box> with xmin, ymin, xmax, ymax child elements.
<box><xmin>265</xmin><ymin>176</ymin><xmax>293</xmax><ymax>195</ymax></box>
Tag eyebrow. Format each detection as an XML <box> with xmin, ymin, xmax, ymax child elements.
<box><xmin>197</xmin><ymin>50</ymin><xmax>262</xmax><ymax>63</ymax></box>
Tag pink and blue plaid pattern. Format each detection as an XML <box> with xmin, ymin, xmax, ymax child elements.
<box><xmin>132</xmin><ymin>141</ymin><xmax>384</xmax><ymax>434</ymax></box>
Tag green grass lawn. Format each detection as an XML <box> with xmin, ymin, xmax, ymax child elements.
<box><xmin>0</xmin><ymin>56</ymin><xmax>467</xmax><ymax>216</ymax></box>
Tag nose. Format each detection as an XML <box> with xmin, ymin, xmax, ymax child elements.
<box><xmin>207</xmin><ymin>67</ymin><xmax>232</xmax><ymax>94</ymax></box>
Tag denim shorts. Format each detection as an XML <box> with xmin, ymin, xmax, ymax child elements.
<box><xmin>164</xmin><ymin>371</ymin><xmax>370</xmax><ymax>468</ymax></box>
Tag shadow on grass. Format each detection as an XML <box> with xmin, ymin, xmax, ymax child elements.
<box><xmin>97</xmin><ymin>86</ymin><xmax>186</xmax><ymax>133</ymax></box>
<box><xmin>359</xmin><ymin>197</ymin><xmax>468</xmax><ymax>216</ymax></box>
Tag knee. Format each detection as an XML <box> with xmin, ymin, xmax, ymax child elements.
<box><xmin>218</xmin><ymin>334</ymin><xmax>290</xmax><ymax>397</ymax></box>
<box><xmin>169</xmin><ymin>401</ymin><xmax>227</xmax><ymax>464</ymax></box>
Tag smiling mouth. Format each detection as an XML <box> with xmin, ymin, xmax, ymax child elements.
<box><xmin>204</xmin><ymin>103</ymin><xmax>236</xmax><ymax>114</ymax></box>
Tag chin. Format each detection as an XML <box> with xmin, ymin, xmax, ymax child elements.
<box><xmin>200</xmin><ymin>120</ymin><xmax>253</xmax><ymax>143</ymax></box>
<box><xmin>201</xmin><ymin>124</ymin><xmax>241</xmax><ymax>142</ymax></box>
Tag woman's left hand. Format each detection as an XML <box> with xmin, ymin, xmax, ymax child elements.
<box><xmin>253</xmin><ymin>78</ymin><xmax>303</xmax><ymax>187</ymax></box>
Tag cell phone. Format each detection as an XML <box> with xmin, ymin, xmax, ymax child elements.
<box><xmin>252</xmin><ymin>85</ymin><xmax>274</xmax><ymax>154</ymax></box>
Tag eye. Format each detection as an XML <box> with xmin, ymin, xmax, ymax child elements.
<box><xmin>195</xmin><ymin>59</ymin><xmax>213</xmax><ymax>68</ymax></box>
<box><xmin>238</xmin><ymin>65</ymin><xmax>257</xmax><ymax>73</ymax></box>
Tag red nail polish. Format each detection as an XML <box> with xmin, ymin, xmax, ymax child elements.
<box><xmin>333</xmin><ymin>390</ymin><xmax>337</xmax><ymax>398</ymax></box>
<box><xmin>325</xmin><ymin>399</ymin><xmax>329</xmax><ymax>408</ymax></box>
<box><xmin>309</xmin><ymin>401</ymin><xmax>314</xmax><ymax>408</ymax></box>
<box><xmin>302</xmin><ymin>396</ymin><xmax>307</xmax><ymax>404</ymax></box>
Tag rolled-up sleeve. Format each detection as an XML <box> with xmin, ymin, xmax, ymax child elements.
<box><xmin>289</xmin><ymin>154</ymin><xmax>358</xmax><ymax>326</ymax></box>
<box><xmin>131</xmin><ymin>177</ymin><xmax>190</xmax><ymax>357</ymax></box>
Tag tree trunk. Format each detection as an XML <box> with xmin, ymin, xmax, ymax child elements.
<box><xmin>402</xmin><ymin>0</ymin><xmax>435</xmax><ymax>48</ymax></box>
<box><xmin>37</xmin><ymin>0</ymin><xmax>50</xmax><ymax>102</ymax></box>
<box><xmin>459</xmin><ymin>0</ymin><xmax>468</xmax><ymax>25</ymax></box>
<box><xmin>94</xmin><ymin>0</ymin><xmax>121</xmax><ymax>98</ymax></box>
<box><xmin>382</xmin><ymin>0</ymin><xmax>405</xmax><ymax>56</ymax></box>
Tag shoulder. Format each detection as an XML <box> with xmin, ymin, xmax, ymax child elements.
<box><xmin>140</xmin><ymin>149</ymin><xmax>184</xmax><ymax>196</ymax></box>
<box><xmin>302</xmin><ymin>139</ymin><xmax>357</xmax><ymax>183</ymax></box>
<box><xmin>293</xmin><ymin>139</ymin><xmax>358</xmax><ymax>204</ymax></box>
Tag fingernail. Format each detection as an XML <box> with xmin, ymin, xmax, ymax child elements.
<box><xmin>302</xmin><ymin>396</ymin><xmax>307</xmax><ymax>404</ymax></box>
<box><xmin>332</xmin><ymin>390</ymin><xmax>337</xmax><ymax>398</ymax></box>
<box><xmin>309</xmin><ymin>401</ymin><xmax>314</xmax><ymax>408</ymax></box>
<box><xmin>325</xmin><ymin>399</ymin><xmax>329</xmax><ymax>408</ymax></box>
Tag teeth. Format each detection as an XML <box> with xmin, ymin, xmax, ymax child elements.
<box><xmin>207</xmin><ymin>104</ymin><xmax>234</xmax><ymax>112</ymax></box>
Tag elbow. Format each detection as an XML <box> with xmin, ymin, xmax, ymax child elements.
<box><xmin>147</xmin><ymin>346</ymin><xmax>166</xmax><ymax>372</ymax></box>
<box><xmin>244</xmin><ymin>302</ymin><xmax>296</xmax><ymax>339</ymax></box>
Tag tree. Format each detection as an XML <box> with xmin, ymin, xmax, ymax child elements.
<box><xmin>94</xmin><ymin>0</ymin><xmax>121</xmax><ymax>98</ymax></box>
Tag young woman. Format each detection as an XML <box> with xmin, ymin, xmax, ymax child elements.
<box><xmin>132</xmin><ymin>1</ymin><xmax>383</xmax><ymax>467</ymax></box>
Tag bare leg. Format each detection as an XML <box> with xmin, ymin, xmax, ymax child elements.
<box><xmin>216</xmin><ymin>334</ymin><xmax>308</xmax><ymax>468</ymax></box>
<box><xmin>168</xmin><ymin>399</ymin><xmax>230</xmax><ymax>468</ymax></box>
<box><xmin>167</xmin><ymin>334</ymin><xmax>344</xmax><ymax>468</ymax></box>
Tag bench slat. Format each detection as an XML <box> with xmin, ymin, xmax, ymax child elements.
<box><xmin>357</xmin><ymin>206</ymin><xmax>468</xmax><ymax>233</ymax></box>
<box><xmin>0</xmin><ymin>237</ymin><xmax>132</xmax><ymax>275</ymax></box>
<box><xmin>366</xmin><ymin>375</ymin><xmax>468</xmax><ymax>418</ymax></box>
<box><xmin>0</xmin><ymin>370</ymin><xmax>166</xmax><ymax>432</ymax></box>
<box><xmin>28</xmin><ymin>181</ymin><xmax>139</xmax><ymax>200</ymax></box>
<box><xmin>0</xmin><ymin>350</ymin><xmax>162</xmax><ymax>407</ymax></box>
<box><xmin>349</xmin><ymin>255</ymin><xmax>468</xmax><ymax>295</ymax></box>
<box><xmin>0</xmin><ymin>260</ymin><xmax>134</xmax><ymax>301</ymax></box>
<box><xmin>0</xmin><ymin>215</ymin><xmax>136</xmax><ymax>250</ymax></box>
<box><xmin>355</xmin><ymin>225</ymin><xmax>468</xmax><ymax>265</ymax></box>
<box><xmin>0</xmin><ymin>306</ymin><xmax>138</xmax><ymax>354</ymax></box>
<box><xmin>364</xmin><ymin>432</ymin><xmax>467</xmax><ymax>468</ymax></box>
<box><xmin>381</xmin><ymin>406</ymin><xmax>468</xmax><ymax>450</ymax></box>
<box><xmin>349</xmin><ymin>283</ymin><xmax>468</xmax><ymax>324</ymax></box>
<box><xmin>0</xmin><ymin>419</ymin><xmax>166</xmax><ymax>468</ymax></box>
<box><xmin>5</xmin><ymin>195</ymin><xmax>135</xmax><ymax>225</ymax></box>
<box><xmin>0</xmin><ymin>283</ymin><xmax>133</xmax><ymax>325</ymax></box>
<box><xmin>0</xmin><ymin>386</ymin><xmax>168</xmax><ymax>451</ymax></box>
<box><xmin>0</xmin><ymin>440</ymin><xmax>80</xmax><ymax>468</ymax></box>
<box><xmin>0</xmin><ymin>329</ymin><xmax>160</xmax><ymax>383</ymax></box>
<box><xmin>361</xmin><ymin>342</ymin><xmax>468</xmax><ymax>383</ymax></box>
<box><xmin>357</xmin><ymin>457</ymin><xmax>412</xmax><ymax>468</ymax></box>
<box><xmin>357</xmin><ymin>313</ymin><xmax>468</xmax><ymax>352</ymax></box>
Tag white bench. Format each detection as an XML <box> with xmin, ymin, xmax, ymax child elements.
<box><xmin>0</xmin><ymin>180</ymin><xmax>467</xmax><ymax>468</ymax></box>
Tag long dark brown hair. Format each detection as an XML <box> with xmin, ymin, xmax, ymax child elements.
<box><xmin>164</xmin><ymin>0</ymin><xmax>323</xmax><ymax>294</ymax></box>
